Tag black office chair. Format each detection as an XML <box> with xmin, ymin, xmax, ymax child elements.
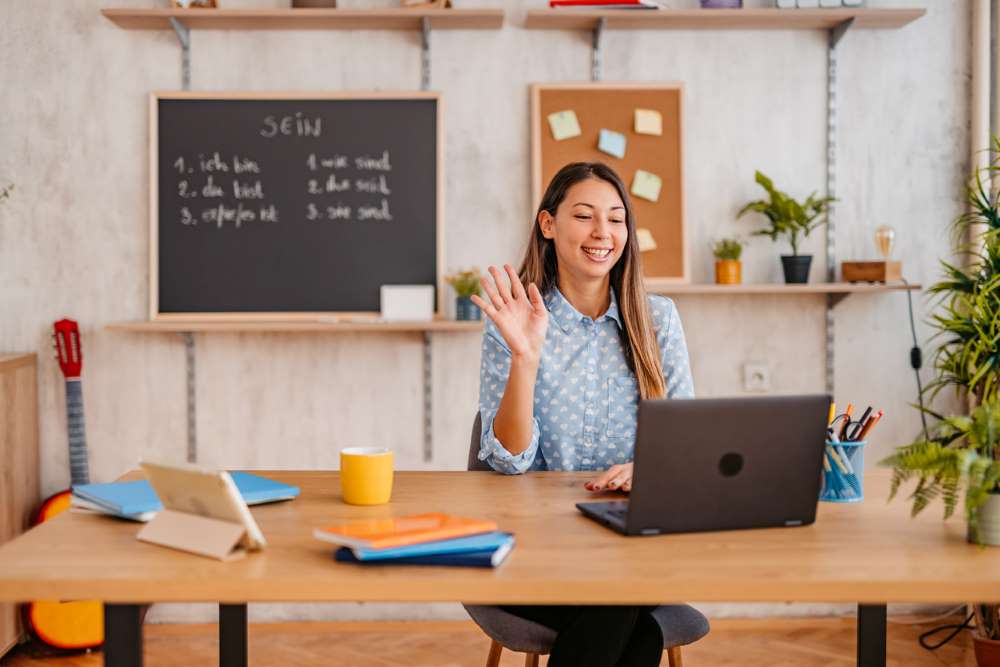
<box><xmin>462</xmin><ymin>413</ymin><xmax>710</xmax><ymax>667</ymax></box>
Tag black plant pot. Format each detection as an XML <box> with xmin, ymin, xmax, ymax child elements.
<box><xmin>781</xmin><ymin>255</ymin><xmax>812</xmax><ymax>284</ymax></box>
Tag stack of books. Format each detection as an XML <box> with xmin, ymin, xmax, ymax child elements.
<box><xmin>314</xmin><ymin>512</ymin><xmax>514</xmax><ymax>568</ymax></box>
<box><xmin>71</xmin><ymin>471</ymin><xmax>300</xmax><ymax>521</ymax></box>
<box><xmin>549</xmin><ymin>0</ymin><xmax>664</xmax><ymax>8</ymax></box>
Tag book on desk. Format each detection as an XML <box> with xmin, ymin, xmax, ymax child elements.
<box><xmin>315</xmin><ymin>514</ymin><xmax>512</xmax><ymax>568</ymax></box>
<box><xmin>71</xmin><ymin>471</ymin><xmax>299</xmax><ymax>521</ymax></box>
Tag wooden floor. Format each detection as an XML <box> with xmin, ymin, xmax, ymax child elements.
<box><xmin>0</xmin><ymin>616</ymin><xmax>975</xmax><ymax>666</ymax></box>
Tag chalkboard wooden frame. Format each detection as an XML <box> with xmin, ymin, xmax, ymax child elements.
<box><xmin>530</xmin><ymin>83</ymin><xmax>688</xmax><ymax>284</ymax></box>
<box><xmin>149</xmin><ymin>91</ymin><xmax>445</xmax><ymax>321</ymax></box>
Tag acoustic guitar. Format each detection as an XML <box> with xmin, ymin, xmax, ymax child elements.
<box><xmin>25</xmin><ymin>319</ymin><xmax>103</xmax><ymax>649</ymax></box>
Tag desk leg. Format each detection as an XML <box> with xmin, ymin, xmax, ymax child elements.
<box><xmin>219</xmin><ymin>603</ymin><xmax>248</xmax><ymax>667</ymax></box>
<box><xmin>857</xmin><ymin>603</ymin><xmax>887</xmax><ymax>667</ymax></box>
<box><xmin>104</xmin><ymin>604</ymin><xmax>143</xmax><ymax>667</ymax></box>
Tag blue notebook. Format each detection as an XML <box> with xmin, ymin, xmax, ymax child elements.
<box><xmin>350</xmin><ymin>532</ymin><xmax>514</xmax><ymax>561</ymax></box>
<box><xmin>72</xmin><ymin>472</ymin><xmax>299</xmax><ymax>517</ymax></box>
<box><xmin>334</xmin><ymin>542</ymin><xmax>513</xmax><ymax>568</ymax></box>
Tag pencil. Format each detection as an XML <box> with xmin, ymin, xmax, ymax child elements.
<box><xmin>856</xmin><ymin>410</ymin><xmax>883</xmax><ymax>440</ymax></box>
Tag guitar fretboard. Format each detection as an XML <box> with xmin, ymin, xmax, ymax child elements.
<box><xmin>65</xmin><ymin>379</ymin><xmax>90</xmax><ymax>487</ymax></box>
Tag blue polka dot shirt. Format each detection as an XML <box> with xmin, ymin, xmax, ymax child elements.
<box><xmin>477</xmin><ymin>287</ymin><xmax>695</xmax><ymax>474</ymax></box>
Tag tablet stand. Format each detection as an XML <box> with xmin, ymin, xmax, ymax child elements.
<box><xmin>137</xmin><ymin>509</ymin><xmax>247</xmax><ymax>561</ymax></box>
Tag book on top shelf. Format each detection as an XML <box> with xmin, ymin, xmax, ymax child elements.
<box><xmin>550</xmin><ymin>0</ymin><xmax>663</xmax><ymax>8</ymax></box>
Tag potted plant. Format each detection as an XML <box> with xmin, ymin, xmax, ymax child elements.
<box><xmin>445</xmin><ymin>268</ymin><xmax>482</xmax><ymax>321</ymax></box>
<box><xmin>882</xmin><ymin>399</ymin><xmax>1000</xmax><ymax>544</ymax></box>
<box><xmin>737</xmin><ymin>170</ymin><xmax>834</xmax><ymax>284</ymax></box>
<box><xmin>711</xmin><ymin>238</ymin><xmax>744</xmax><ymax>285</ymax></box>
<box><xmin>881</xmin><ymin>139</ymin><xmax>1000</xmax><ymax>663</ymax></box>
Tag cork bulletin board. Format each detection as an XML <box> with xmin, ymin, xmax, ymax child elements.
<box><xmin>531</xmin><ymin>83</ymin><xmax>687</xmax><ymax>282</ymax></box>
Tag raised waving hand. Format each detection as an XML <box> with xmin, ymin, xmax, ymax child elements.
<box><xmin>471</xmin><ymin>265</ymin><xmax>549</xmax><ymax>362</ymax></box>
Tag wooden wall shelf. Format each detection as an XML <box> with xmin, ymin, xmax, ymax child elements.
<box><xmin>100</xmin><ymin>8</ymin><xmax>505</xmax><ymax>31</ymax></box>
<box><xmin>524</xmin><ymin>8</ymin><xmax>925</xmax><ymax>31</ymax></box>
<box><xmin>106</xmin><ymin>319</ymin><xmax>484</xmax><ymax>333</ymax></box>
<box><xmin>646</xmin><ymin>281</ymin><xmax>919</xmax><ymax>295</ymax></box>
<box><xmin>107</xmin><ymin>283</ymin><xmax>920</xmax><ymax>333</ymax></box>
<box><xmin>646</xmin><ymin>280</ymin><xmax>921</xmax><ymax>306</ymax></box>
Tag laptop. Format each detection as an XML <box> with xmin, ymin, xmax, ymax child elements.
<box><xmin>576</xmin><ymin>394</ymin><xmax>831</xmax><ymax>536</ymax></box>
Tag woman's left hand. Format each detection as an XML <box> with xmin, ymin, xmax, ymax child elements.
<box><xmin>584</xmin><ymin>463</ymin><xmax>633</xmax><ymax>493</ymax></box>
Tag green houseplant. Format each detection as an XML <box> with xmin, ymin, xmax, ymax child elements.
<box><xmin>737</xmin><ymin>170</ymin><xmax>834</xmax><ymax>284</ymax></box>
<box><xmin>445</xmin><ymin>268</ymin><xmax>482</xmax><ymax>321</ymax></box>
<box><xmin>711</xmin><ymin>238</ymin><xmax>744</xmax><ymax>285</ymax></box>
<box><xmin>883</xmin><ymin>143</ymin><xmax>1000</xmax><ymax>541</ymax></box>
<box><xmin>881</xmin><ymin>140</ymin><xmax>1000</xmax><ymax>662</ymax></box>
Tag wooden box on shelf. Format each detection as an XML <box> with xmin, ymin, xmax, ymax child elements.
<box><xmin>841</xmin><ymin>261</ymin><xmax>902</xmax><ymax>283</ymax></box>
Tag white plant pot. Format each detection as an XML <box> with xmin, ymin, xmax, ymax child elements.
<box><xmin>970</xmin><ymin>493</ymin><xmax>1000</xmax><ymax>545</ymax></box>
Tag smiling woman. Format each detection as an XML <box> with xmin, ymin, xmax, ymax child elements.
<box><xmin>469</xmin><ymin>161</ymin><xmax>695</xmax><ymax>667</ymax></box>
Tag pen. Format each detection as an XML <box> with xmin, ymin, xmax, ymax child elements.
<box><xmin>828</xmin><ymin>447</ymin><xmax>850</xmax><ymax>475</ymax></box>
<box><xmin>856</xmin><ymin>410</ymin><xmax>883</xmax><ymax>440</ymax></box>
<box><xmin>849</xmin><ymin>406</ymin><xmax>872</xmax><ymax>441</ymax></box>
<box><xmin>828</xmin><ymin>402</ymin><xmax>837</xmax><ymax>426</ymax></box>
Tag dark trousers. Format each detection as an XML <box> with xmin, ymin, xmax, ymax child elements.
<box><xmin>501</xmin><ymin>605</ymin><xmax>663</xmax><ymax>667</ymax></box>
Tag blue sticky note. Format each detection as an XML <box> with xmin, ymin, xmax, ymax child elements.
<box><xmin>598</xmin><ymin>129</ymin><xmax>627</xmax><ymax>159</ymax></box>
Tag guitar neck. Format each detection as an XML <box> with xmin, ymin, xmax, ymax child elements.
<box><xmin>65</xmin><ymin>379</ymin><xmax>90</xmax><ymax>487</ymax></box>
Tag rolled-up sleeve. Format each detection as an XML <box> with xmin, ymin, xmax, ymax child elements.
<box><xmin>477</xmin><ymin>319</ymin><xmax>540</xmax><ymax>474</ymax></box>
<box><xmin>654</xmin><ymin>297</ymin><xmax>695</xmax><ymax>399</ymax></box>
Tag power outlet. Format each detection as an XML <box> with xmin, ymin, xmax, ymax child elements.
<box><xmin>743</xmin><ymin>362</ymin><xmax>771</xmax><ymax>393</ymax></box>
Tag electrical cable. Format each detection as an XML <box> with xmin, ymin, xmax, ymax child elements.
<box><xmin>886</xmin><ymin>604</ymin><xmax>968</xmax><ymax>626</ymax></box>
<box><xmin>917</xmin><ymin>612</ymin><xmax>975</xmax><ymax>651</ymax></box>
<box><xmin>900</xmin><ymin>276</ymin><xmax>929</xmax><ymax>440</ymax></box>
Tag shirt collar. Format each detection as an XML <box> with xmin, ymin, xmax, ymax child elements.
<box><xmin>544</xmin><ymin>286</ymin><xmax>623</xmax><ymax>334</ymax></box>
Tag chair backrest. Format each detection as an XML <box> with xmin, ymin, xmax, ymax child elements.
<box><xmin>468</xmin><ymin>412</ymin><xmax>492</xmax><ymax>472</ymax></box>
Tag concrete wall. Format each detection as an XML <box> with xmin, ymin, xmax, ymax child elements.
<box><xmin>0</xmin><ymin>0</ymin><xmax>967</xmax><ymax>621</ymax></box>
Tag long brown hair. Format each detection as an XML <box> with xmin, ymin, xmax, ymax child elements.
<box><xmin>519</xmin><ymin>162</ymin><xmax>666</xmax><ymax>400</ymax></box>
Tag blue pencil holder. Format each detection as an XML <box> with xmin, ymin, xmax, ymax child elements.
<box><xmin>820</xmin><ymin>440</ymin><xmax>865</xmax><ymax>503</ymax></box>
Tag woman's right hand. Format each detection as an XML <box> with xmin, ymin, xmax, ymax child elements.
<box><xmin>471</xmin><ymin>264</ymin><xmax>549</xmax><ymax>363</ymax></box>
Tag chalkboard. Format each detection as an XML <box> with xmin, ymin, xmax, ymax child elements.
<box><xmin>151</xmin><ymin>92</ymin><xmax>442</xmax><ymax>318</ymax></box>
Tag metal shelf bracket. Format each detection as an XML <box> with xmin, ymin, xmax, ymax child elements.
<box><xmin>169</xmin><ymin>17</ymin><xmax>191</xmax><ymax>91</ymax></box>
<box><xmin>180</xmin><ymin>332</ymin><xmax>197</xmax><ymax>463</ymax></box>
<box><xmin>824</xmin><ymin>17</ymin><xmax>853</xmax><ymax>395</ymax></box>
<box><xmin>421</xmin><ymin>17</ymin><xmax>431</xmax><ymax>91</ymax></box>
<box><xmin>592</xmin><ymin>17</ymin><xmax>607</xmax><ymax>82</ymax></box>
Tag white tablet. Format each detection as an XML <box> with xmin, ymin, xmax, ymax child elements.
<box><xmin>139</xmin><ymin>461</ymin><xmax>267</xmax><ymax>551</ymax></box>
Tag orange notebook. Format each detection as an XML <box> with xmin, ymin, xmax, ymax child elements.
<box><xmin>313</xmin><ymin>513</ymin><xmax>497</xmax><ymax>551</ymax></box>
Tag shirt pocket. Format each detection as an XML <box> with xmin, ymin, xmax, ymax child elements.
<box><xmin>606</xmin><ymin>375</ymin><xmax>639</xmax><ymax>439</ymax></box>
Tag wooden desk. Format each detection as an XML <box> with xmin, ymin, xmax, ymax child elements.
<box><xmin>0</xmin><ymin>470</ymin><xmax>990</xmax><ymax>667</ymax></box>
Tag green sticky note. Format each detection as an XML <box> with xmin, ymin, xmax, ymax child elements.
<box><xmin>598</xmin><ymin>129</ymin><xmax>627</xmax><ymax>159</ymax></box>
<box><xmin>631</xmin><ymin>170</ymin><xmax>662</xmax><ymax>203</ymax></box>
<box><xmin>547</xmin><ymin>110</ymin><xmax>582</xmax><ymax>141</ymax></box>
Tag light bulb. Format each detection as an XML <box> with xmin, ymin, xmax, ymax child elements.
<box><xmin>874</xmin><ymin>225</ymin><xmax>895</xmax><ymax>260</ymax></box>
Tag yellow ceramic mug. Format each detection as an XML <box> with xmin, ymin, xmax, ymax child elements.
<box><xmin>340</xmin><ymin>447</ymin><xmax>394</xmax><ymax>505</ymax></box>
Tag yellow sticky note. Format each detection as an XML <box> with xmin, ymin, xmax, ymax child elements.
<box><xmin>636</xmin><ymin>228</ymin><xmax>657</xmax><ymax>252</ymax></box>
<box><xmin>634</xmin><ymin>109</ymin><xmax>662</xmax><ymax>136</ymax></box>
<box><xmin>547</xmin><ymin>110</ymin><xmax>581</xmax><ymax>141</ymax></box>
<box><xmin>631</xmin><ymin>170</ymin><xmax>662</xmax><ymax>203</ymax></box>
